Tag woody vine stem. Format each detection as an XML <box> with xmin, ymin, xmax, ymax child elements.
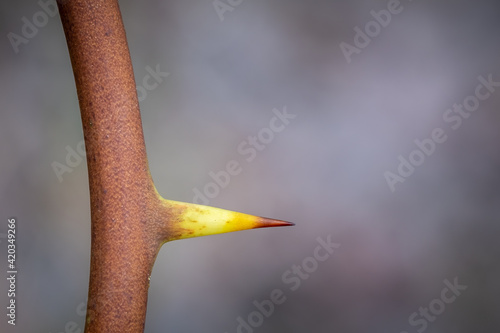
<box><xmin>56</xmin><ymin>0</ymin><xmax>293</xmax><ymax>332</ymax></box>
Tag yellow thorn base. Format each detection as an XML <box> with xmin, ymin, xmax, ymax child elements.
<box><xmin>158</xmin><ymin>198</ymin><xmax>294</xmax><ymax>243</ymax></box>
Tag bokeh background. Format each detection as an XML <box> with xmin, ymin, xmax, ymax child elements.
<box><xmin>1</xmin><ymin>0</ymin><xmax>500</xmax><ymax>332</ymax></box>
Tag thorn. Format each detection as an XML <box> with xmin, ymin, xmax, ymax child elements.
<box><xmin>157</xmin><ymin>197</ymin><xmax>294</xmax><ymax>242</ymax></box>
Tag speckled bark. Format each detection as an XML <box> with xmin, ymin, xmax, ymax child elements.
<box><xmin>57</xmin><ymin>1</ymin><xmax>294</xmax><ymax>332</ymax></box>
<box><xmin>57</xmin><ymin>0</ymin><xmax>159</xmax><ymax>331</ymax></box>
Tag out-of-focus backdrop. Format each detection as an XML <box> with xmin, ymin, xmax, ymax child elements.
<box><xmin>1</xmin><ymin>0</ymin><xmax>500</xmax><ymax>332</ymax></box>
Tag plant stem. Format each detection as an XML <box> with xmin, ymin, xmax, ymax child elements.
<box><xmin>57</xmin><ymin>1</ymin><xmax>293</xmax><ymax>332</ymax></box>
<box><xmin>58</xmin><ymin>0</ymin><xmax>157</xmax><ymax>331</ymax></box>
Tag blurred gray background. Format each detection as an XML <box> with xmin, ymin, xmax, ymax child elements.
<box><xmin>1</xmin><ymin>0</ymin><xmax>500</xmax><ymax>332</ymax></box>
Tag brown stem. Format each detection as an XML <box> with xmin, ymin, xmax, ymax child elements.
<box><xmin>57</xmin><ymin>0</ymin><xmax>294</xmax><ymax>332</ymax></box>
<box><xmin>57</xmin><ymin>0</ymin><xmax>160</xmax><ymax>331</ymax></box>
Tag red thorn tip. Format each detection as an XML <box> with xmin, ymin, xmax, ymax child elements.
<box><xmin>255</xmin><ymin>217</ymin><xmax>295</xmax><ymax>228</ymax></box>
